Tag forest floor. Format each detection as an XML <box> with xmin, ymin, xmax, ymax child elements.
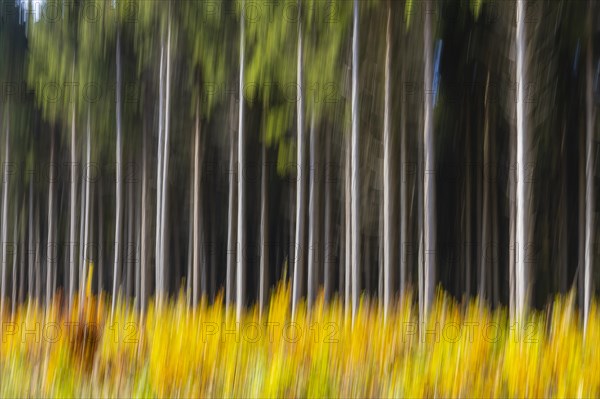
<box><xmin>1</xmin><ymin>280</ymin><xmax>599</xmax><ymax>398</ymax></box>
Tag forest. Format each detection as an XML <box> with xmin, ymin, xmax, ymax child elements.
<box><xmin>0</xmin><ymin>0</ymin><xmax>599</xmax><ymax>397</ymax></box>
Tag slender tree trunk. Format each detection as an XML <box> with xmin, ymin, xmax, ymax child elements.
<box><xmin>28</xmin><ymin>179</ymin><xmax>34</xmax><ymax>302</ymax></box>
<box><xmin>11</xmin><ymin>213</ymin><xmax>17</xmax><ymax>315</ymax></box>
<box><xmin>400</xmin><ymin>66</ymin><xmax>408</xmax><ymax>295</ymax></box>
<box><xmin>126</xmin><ymin>172</ymin><xmax>134</xmax><ymax>298</ymax></box>
<box><xmin>79</xmin><ymin>153</ymin><xmax>85</xmax><ymax>298</ymax></box>
<box><xmin>226</xmin><ymin>108</ymin><xmax>236</xmax><ymax>308</ymax></box>
<box><xmin>112</xmin><ymin>30</ymin><xmax>123</xmax><ymax>320</ymax></box>
<box><xmin>344</xmin><ymin>135</ymin><xmax>351</xmax><ymax>317</ymax></box>
<box><xmin>237</xmin><ymin>0</ymin><xmax>246</xmax><ymax>321</ymax></box>
<box><xmin>351</xmin><ymin>0</ymin><xmax>361</xmax><ymax>323</ymax></box>
<box><xmin>292</xmin><ymin>0</ymin><xmax>306</xmax><ymax>319</ymax></box>
<box><xmin>80</xmin><ymin>110</ymin><xmax>91</xmax><ymax>309</ymax></box>
<box><xmin>69</xmin><ymin>98</ymin><xmax>77</xmax><ymax>310</ymax></box>
<box><xmin>141</xmin><ymin>122</ymin><xmax>148</xmax><ymax>314</ymax></box>
<box><xmin>383</xmin><ymin>0</ymin><xmax>393</xmax><ymax>318</ymax></box>
<box><xmin>192</xmin><ymin>106</ymin><xmax>200</xmax><ymax>306</ymax></box>
<box><xmin>46</xmin><ymin>128</ymin><xmax>56</xmax><ymax>307</ymax></box>
<box><xmin>423</xmin><ymin>0</ymin><xmax>436</xmax><ymax>318</ymax></box>
<box><xmin>480</xmin><ymin>74</ymin><xmax>491</xmax><ymax>300</ymax></box>
<box><xmin>584</xmin><ymin>3</ymin><xmax>595</xmax><ymax>334</ymax></box>
<box><xmin>35</xmin><ymin>199</ymin><xmax>41</xmax><ymax>303</ymax></box>
<box><xmin>323</xmin><ymin>131</ymin><xmax>333</xmax><ymax>301</ymax></box>
<box><xmin>98</xmin><ymin>179</ymin><xmax>104</xmax><ymax>296</ymax></box>
<box><xmin>160</xmin><ymin>8</ymin><xmax>173</xmax><ymax>303</ymax></box>
<box><xmin>259</xmin><ymin>143</ymin><xmax>269</xmax><ymax>316</ymax></box>
<box><xmin>515</xmin><ymin>0</ymin><xmax>528</xmax><ymax>320</ymax></box>
<box><xmin>155</xmin><ymin>38</ymin><xmax>165</xmax><ymax>308</ymax></box>
<box><xmin>19</xmin><ymin>203</ymin><xmax>26</xmax><ymax>304</ymax></box>
<box><xmin>0</xmin><ymin>106</ymin><xmax>8</xmax><ymax>316</ymax></box>
<box><xmin>308</xmin><ymin>116</ymin><xmax>318</xmax><ymax>309</ymax></box>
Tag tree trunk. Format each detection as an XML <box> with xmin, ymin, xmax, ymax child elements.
<box><xmin>0</xmin><ymin>105</ymin><xmax>9</xmax><ymax>316</ymax></box>
<box><xmin>323</xmin><ymin>130</ymin><xmax>333</xmax><ymax>301</ymax></box>
<box><xmin>480</xmin><ymin>73</ymin><xmax>491</xmax><ymax>300</ymax></box>
<box><xmin>47</xmin><ymin>128</ymin><xmax>56</xmax><ymax>307</ymax></box>
<box><xmin>400</xmin><ymin>65</ymin><xmax>408</xmax><ymax>295</ymax></box>
<box><xmin>423</xmin><ymin>0</ymin><xmax>436</xmax><ymax>318</ymax></box>
<box><xmin>308</xmin><ymin>115</ymin><xmax>318</xmax><ymax>309</ymax></box>
<box><xmin>515</xmin><ymin>0</ymin><xmax>528</xmax><ymax>321</ymax></box>
<box><xmin>160</xmin><ymin>8</ymin><xmax>173</xmax><ymax>303</ymax></box>
<box><xmin>155</xmin><ymin>35</ymin><xmax>166</xmax><ymax>308</ymax></box>
<box><xmin>28</xmin><ymin>179</ymin><xmax>34</xmax><ymax>302</ymax></box>
<box><xmin>141</xmin><ymin>121</ymin><xmax>148</xmax><ymax>314</ymax></box>
<box><xmin>237</xmin><ymin>0</ymin><xmax>246</xmax><ymax>321</ymax></box>
<box><xmin>584</xmin><ymin>3</ymin><xmax>595</xmax><ymax>334</ymax></box>
<box><xmin>98</xmin><ymin>178</ymin><xmax>104</xmax><ymax>296</ymax></box>
<box><xmin>383</xmin><ymin>0</ymin><xmax>393</xmax><ymax>318</ymax></box>
<box><xmin>259</xmin><ymin>142</ymin><xmax>269</xmax><ymax>316</ymax></box>
<box><xmin>193</xmin><ymin>105</ymin><xmax>201</xmax><ymax>306</ymax></box>
<box><xmin>11</xmin><ymin>214</ymin><xmax>17</xmax><ymax>315</ymax></box>
<box><xmin>69</xmin><ymin>97</ymin><xmax>77</xmax><ymax>310</ymax></box>
<box><xmin>292</xmin><ymin>0</ymin><xmax>306</xmax><ymax>319</ymax></box>
<box><xmin>226</xmin><ymin>104</ymin><xmax>236</xmax><ymax>308</ymax></box>
<box><xmin>111</xmin><ymin>30</ymin><xmax>123</xmax><ymax>320</ymax></box>
<box><xmin>351</xmin><ymin>0</ymin><xmax>361</xmax><ymax>323</ymax></box>
<box><xmin>344</xmin><ymin>135</ymin><xmax>351</xmax><ymax>317</ymax></box>
<box><xmin>80</xmin><ymin>110</ymin><xmax>91</xmax><ymax>309</ymax></box>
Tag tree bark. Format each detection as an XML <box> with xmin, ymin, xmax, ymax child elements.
<box><xmin>111</xmin><ymin>30</ymin><xmax>123</xmax><ymax>320</ymax></box>
<box><xmin>237</xmin><ymin>0</ymin><xmax>246</xmax><ymax>321</ymax></box>
<box><xmin>193</xmin><ymin>104</ymin><xmax>201</xmax><ymax>306</ymax></box>
<box><xmin>515</xmin><ymin>0</ymin><xmax>528</xmax><ymax>321</ymax></box>
<box><xmin>351</xmin><ymin>0</ymin><xmax>361</xmax><ymax>323</ymax></box>
<box><xmin>69</xmin><ymin>95</ymin><xmax>77</xmax><ymax>310</ymax></box>
<box><xmin>423</xmin><ymin>0</ymin><xmax>436</xmax><ymax>318</ymax></box>
<box><xmin>259</xmin><ymin>143</ymin><xmax>269</xmax><ymax>316</ymax></box>
<box><xmin>584</xmin><ymin>2</ymin><xmax>595</xmax><ymax>333</ymax></box>
<box><xmin>159</xmin><ymin>8</ymin><xmax>173</xmax><ymax>304</ymax></box>
<box><xmin>292</xmin><ymin>0</ymin><xmax>306</xmax><ymax>319</ymax></box>
<box><xmin>383</xmin><ymin>0</ymin><xmax>393</xmax><ymax>318</ymax></box>
<box><xmin>0</xmin><ymin>105</ymin><xmax>8</xmax><ymax>316</ymax></box>
<box><xmin>308</xmin><ymin>115</ymin><xmax>318</xmax><ymax>309</ymax></box>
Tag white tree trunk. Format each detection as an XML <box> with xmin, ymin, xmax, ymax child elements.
<box><xmin>193</xmin><ymin>106</ymin><xmax>201</xmax><ymax>306</ymax></box>
<box><xmin>111</xmin><ymin>31</ymin><xmax>123</xmax><ymax>320</ymax></box>
<box><xmin>46</xmin><ymin>130</ymin><xmax>55</xmax><ymax>307</ymax></box>
<box><xmin>400</xmin><ymin>67</ymin><xmax>408</xmax><ymax>296</ymax></box>
<box><xmin>515</xmin><ymin>0</ymin><xmax>528</xmax><ymax>321</ymax></box>
<box><xmin>307</xmin><ymin>115</ymin><xmax>317</xmax><ymax>309</ymax></box>
<box><xmin>69</xmin><ymin>98</ymin><xmax>77</xmax><ymax>310</ymax></box>
<box><xmin>155</xmin><ymin>44</ymin><xmax>165</xmax><ymax>309</ymax></box>
<box><xmin>160</xmin><ymin>8</ymin><xmax>173</xmax><ymax>304</ymax></box>
<box><xmin>292</xmin><ymin>0</ymin><xmax>306</xmax><ymax>319</ymax></box>
<box><xmin>584</xmin><ymin>4</ymin><xmax>595</xmax><ymax>334</ymax></box>
<box><xmin>141</xmin><ymin>123</ymin><xmax>148</xmax><ymax>314</ymax></box>
<box><xmin>28</xmin><ymin>179</ymin><xmax>34</xmax><ymax>302</ymax></box>
<box><xmin>237</xmin><ymin>0</ymin><xmax>246</xmax><ymax>321</ymax></box>
<box><xmin>259</xmin><ymin>143</ymin><xmax>269</xmax><ymax>316</ymax></box>
<box><xmin>383</xmin><ymin>0</ymin><xmax>392</xmax><ymax>319</ymax></box>
<box><xmin>480</xmin><ymin>74</ymin><xmax>491</xmax><ymax>300</ymax></box>
<box><xmin>423</xmin><ymin>0</ymin><xmax>436</xmax><ymax>318</ymax></box>
<box><xmin>80</xmin><ymin>110</ymin><xmax>91</xmax><ymax>309</ymax></box>
<box><xmin>226</xmin><ymin>116</ymin><xmax>236</xmax><ymax>308</ymax></box>
<box><xmin>351</xmin><ymin>0</ymin><xmax>361</xmax><ymax>323</ymax></box>
<box><xmin>0</xmin><ymin>106</ymin><xmax>9</xmax><ymax>317</ymax></box>
<box><xmin>344</xmin><ymin>136</ymin><xmax>351</xmax><ymax>318</ymax></box>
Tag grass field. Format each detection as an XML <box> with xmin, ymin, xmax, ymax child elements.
<box><xmin>1</xmin><ymin>280</ymin><xmax>599</xmax><ymax>398</ymax></box>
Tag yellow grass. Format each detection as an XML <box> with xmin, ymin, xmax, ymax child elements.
<box><xmin>1</xmin><ymin>281</ymin><xmax>599</xmax><ymax>398</ymax></box>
